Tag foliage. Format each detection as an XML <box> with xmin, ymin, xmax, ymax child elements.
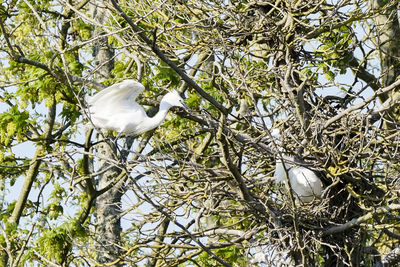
<box><xmin>0</xmin><ymin>0</ymin><xmax>400</xmax><ymax>266</ymax></box>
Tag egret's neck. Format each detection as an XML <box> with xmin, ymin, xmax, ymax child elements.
<box><xmin>141</xmin><ymin>101</ymin><xmax>172</xmax><ymax>133</ymax></box>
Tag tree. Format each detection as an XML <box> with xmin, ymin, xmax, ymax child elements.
<box><xmin>0</xmin><ymin>0</ymin><xmax>400</xmax><ymax>266</ymax></box>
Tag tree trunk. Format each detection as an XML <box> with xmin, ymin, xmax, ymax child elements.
<box><xmin>372</xmin><ymin>1</ymin><xmax>400</xmax><ymax>264</ymax></box>
<box><xmin>373</xmin><ymin>0</ymin><xmax>400</xmax><ymax>88</ymax></box>
<box><xmin>373</xmin><ymin>0</ymin><xmax>400</xmax><ymax>127</ymax></box>
<box><xmin>90</xmin><ymin>1</ymin><xmax>123</xmax><ymax>266</ymax></box>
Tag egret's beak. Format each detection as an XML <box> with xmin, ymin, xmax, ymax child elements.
<box><xmin>180</xmin><ymin>100</ymin><xmax>190</xmax><ymax>110</ymax></box>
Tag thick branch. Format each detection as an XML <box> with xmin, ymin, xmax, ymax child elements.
<box><xmin>380</xmin><ymin>245</ymin><xmax>400</xmax><ymax>266</ymax></box>
<box><xmin>146</xmin><ymin>218</ymin><xmax>170</xmax><ymax>267</ymax></box>
<box><xmin>110</xmin><ymin>0</ymin><xmax>228</xmax><ymax>115</ymax></box>
<box><xmin>348</xmin><ymin>55</ymin><xmax>380</xmax><ymax>92</ymax></box>
<box><xmin>217</xmin><ymin>119</ymin><xmax>254</xmax><ymax>203</ymax></box>
<box><xmin>322</xmin><ymin>204</ymin><xmax>400</xmax><ymax>236</ymax></box>
<box><xmin>9</xmin><ymin>100</ymin><xmax>57</xmax><ymax>225</ymax></box>
<box><xmin>323</xmin><ymin>78</ymin><xmax>400</xmax><ymax>128</ymax></box>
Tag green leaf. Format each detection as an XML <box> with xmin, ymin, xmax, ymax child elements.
<box><xmin>324</xmin><ymin>70</ymin><xmax>335</xmax><ymax>81</ymax></box>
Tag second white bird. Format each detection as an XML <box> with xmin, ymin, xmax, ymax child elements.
<box><xmin>274</xmin><ymin>158</ymin><xmax>323</xmax><ymax>203</ymax></box>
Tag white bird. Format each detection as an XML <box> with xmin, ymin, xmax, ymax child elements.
<box><xmin>274</xmin><ymin>156</ymin><xmax>323</xmax><ymax>203</ymax></box>
<box><xmin>270</xmin><ymin>128</ymin><xmax>323</xmax><ymax>203</ymax></box>
<box><xmin>86</xmin><ymin>79</ymin><xmax>187</xmax><ymax>136</ymax></box>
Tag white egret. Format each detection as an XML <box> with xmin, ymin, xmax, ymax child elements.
<box><xmin>274</xmin><ymin>156</ymin><xmax>323</xmax><ymax>203</ymax></box>
<box><xmin>270</xmin><ymin>129</ymin><xmax>323</xmax><ymax>203</ymax></box>
<box><xmin>86</xmin><ymin>79</ymin><xmax>187</xmax><ymax>137</ymax></box>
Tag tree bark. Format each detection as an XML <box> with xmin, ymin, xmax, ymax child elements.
<box><xmin>373</xmin><ymin>0</ymin><xmax>400</xmax><ymax>125</ymax></box>
<box><xmin>373</xmin><ymin>0</ymin><xmax>400</xmax><ymax>88</ymax></box>
<box><xmin>90</xmin><ymin>1</ymin><xmax>123</xmax><ymax>266</ymax></box>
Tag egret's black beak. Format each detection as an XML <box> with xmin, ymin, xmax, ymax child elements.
<box><xmin>180</xmin><ymin>100</ymin><xmax>189</xmax><ymax>110</ymax></box>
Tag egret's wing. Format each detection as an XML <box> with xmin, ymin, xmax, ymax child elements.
<box><xmin>87</xmin><ymin>80</ymin><xmax>145</xmax><ymax>108</ymax></box>
<box><xmin>274</xmin><ymin>161</ymin><xmax>286</xmax><ymax>184</ymax></box>
<box><xmin>274</xmin><ymin>156</ymin><xmax>294</xmax><ymax>184</ymax></box>
<box><xmin>289</xmin><ymin>168</ymin><xmax>310</xmax><ymax>195</ymax></box>
<box><xmin>89</xmin><ymin>104</ymin><xmax>147</xmax><ymax>133</ymax></box>
<box><xmin>87</xmin><ymin>80</ymin><xmax>145</xmax><ymax>131</ymax></box>
<box><xmin>290</xmin><ymin>167</ymin><xmax>322</xmax><ymax>199</ymax></box>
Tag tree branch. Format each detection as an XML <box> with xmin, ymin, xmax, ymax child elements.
<box><xmin>110</xmin><ymin>0</ymin><xmax>228</xmax><ymax>115</ymax></box>
<box><xmin>323</xmin><ymin>78</ymin><xmax>400</xmax><ymax>129</ymax></box>
<box><xmin>322</xmin><ymin>204</ymin><xmax>400</xmax><ymax>236</ymax></box>
<box><xmin>1</xmin><ymin>16</ymin><xmax>105</xmax><ymax>91</ymax></box>
<box><xmin>348</xmin><ymin>54</ymin><xmax>380</xmax><ymax>92</ymax></box>
<box><xmin>380</xmin><ymin>245</ymin><xmax>400</xmax><ymax>266</ymax></box>
<box><xmin>217</xmin><ymin>115</ymin><xmax>254</xmax><ymax>203</ymax></box>
<box><xmin>9</xmin><ymin>97</ymin><xmax>58</xmax><ymax>226</ymax></box>
<box><xmin>128</xmin><ymin>174</ymin><xmax>233</xmax><ymax>267</ymax></box>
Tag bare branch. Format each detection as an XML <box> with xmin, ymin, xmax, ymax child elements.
<box><xmin>110</xmin><ymin>0</ymin><xmax>228</xmax><ymax>115</ymax></box>
<box><xmin>324</xmin><ymin>79</ymin><xmax>400</xmax><ymax>128</ymax></box>
<box><xmin>322</xmin><ymin>204</ymin><xmax>400</xmax><ymax>236</ymax></box>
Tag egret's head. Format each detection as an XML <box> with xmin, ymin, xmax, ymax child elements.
<box><xmin>162</xmin><ymin>90</ymin><xmax>188</xmax><ymax>109</ymax></box>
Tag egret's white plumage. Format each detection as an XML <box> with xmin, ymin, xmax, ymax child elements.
<box><xmin>87</xmin><ymin>79</ymin><xmax>187</xmax><ymax>136</ymax></box>
<box><xmin>274</xmin><ymin>158</ymin><xmax>323</xmax><ymax>203</ymax></box>
<box><xmin>270</xmin><ymin>128</ymin><xmax>323</xmax><ymax>202</ymax></box>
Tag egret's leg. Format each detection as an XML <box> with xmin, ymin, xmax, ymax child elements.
<box><xmin>123</xmin><ymin>138</ymin><xmax>129</xmax><ymax>151</ymax></box>
<box><xmin>113</xmin><ymin>132</ymin><xmax>123</xmax><ymax>148</ymax></box>
<box><xmin>120</xmin><ymin>136</ymin><xmax>136</xmax><ymax>160</ymax></box>
<box><xmin>115</xmin><ymin>131</ymin><xmax>123</xmax><ymax>141</ymax></box>
<box><xmin>120</xmin><ymin>138</ymin><xmax>130</xmax><ymax>159</ymax></box>
<box><xmin>104</xmin><ymin>132</ymin><xmax>122</xmax><ymax>155</ymax></box>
